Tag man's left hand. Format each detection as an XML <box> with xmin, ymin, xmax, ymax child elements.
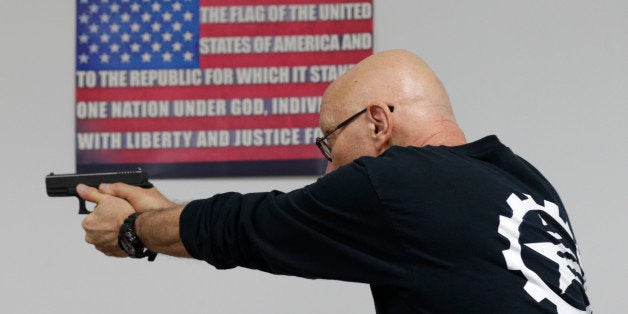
<box><xmin>77</xmin><ymin>184</ymin><xmax>134</xmax><ymax>257</ymax></box>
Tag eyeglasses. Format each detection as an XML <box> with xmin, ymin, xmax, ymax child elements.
<box><xmin>315</xmin><ymin>106</ymin><xmax>394</xmax><ymax>162</ymax></box>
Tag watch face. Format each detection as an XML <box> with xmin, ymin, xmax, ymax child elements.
<box><xmin>118</xmin><ymin>215</ymin><xmax>148</xmax><ymax>259</ymax></box>
<box><xmin>124</xmin><ymin>229</ymin><xmax>138</xmax><ymax>242</ymax></box>
<box><xmin>119</xmin><ymin>236</ymin><xmax>137</xmax><ymax>256</ymax></box>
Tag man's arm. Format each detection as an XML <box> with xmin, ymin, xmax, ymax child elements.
<box><xmin>178</xmin><ymin>160</ymin><xmax>411</xmax><ymax>286</ymax></box>
<box><xmin>79</xmin><ymin>160</ymin><xmax>412</xmax><ymax>286</ymax></box>
<box><xmin>134</xmin><ymin>206</ymin><xmax>190</xmax><ymax>258</ymax></box>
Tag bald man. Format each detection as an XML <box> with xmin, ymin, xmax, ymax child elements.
<box><xmin>79</xmin><ymin>50</ymin><xmax>591</xmax><ymax>313</ymax></box>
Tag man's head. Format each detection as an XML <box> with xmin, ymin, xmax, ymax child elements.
<box><xmin>319</xmin><ymin>49</ymin><xmax>466</xmax><ymax>173</ymax></box>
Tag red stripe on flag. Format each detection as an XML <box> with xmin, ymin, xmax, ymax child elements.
<box><xmin>200</xmin><ymin>20</ymin><xmax>372</xmax><ymax>36</ymax></box>
<box><xmin>77</xmin><ymin>114</ymin><xmax>320</xmax><ymax>132</ymax></box>
<box><xmin>79</xmin><ymin>145</ymin><xmax>323</xmax><ymax>163</ymax></box>
<box><xmin>200</xmin><ymin>50</ymin><xmax>369</xmax><ymax>67</ymax></box>
<box><xmin>201</xmin><ymin>0</ymin><xmax>370</xmax><ymax>6</ymax></box>
<box><xmin>76</xmin><ymin>83</ymin><xmax>329</xmax><ymax>102</ymax></box>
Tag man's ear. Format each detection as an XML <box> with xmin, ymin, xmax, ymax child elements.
<box><xmin>366</xmin><ymin>102</ymin><xmax>393</xmax><ymax>152</ymax></box>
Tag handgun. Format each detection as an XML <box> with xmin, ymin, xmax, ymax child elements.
<box><xmin>46</xmin><ymin>168</ymin><xmax>153</xmax><ymax>214</ymax></box>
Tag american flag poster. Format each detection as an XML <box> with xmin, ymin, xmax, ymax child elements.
<box><xmin>75</xmin><ymin>0</ymin><xmax>373</xmax><ymax>178</ymax></box>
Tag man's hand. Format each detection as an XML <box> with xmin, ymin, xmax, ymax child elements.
<box><xmin>78</xmin><ymin>183</ymin><xmax>188</xmax><ymax>258</ymax></box>
<box><xmin>98</xmin><ymin>183</ymin><xmax>177</xmax><ymax>212</ymax></box>
<box><xmin>77</xmin><ymin>184</ymin><xmax>134</xmax><ymax>257</ymax></box>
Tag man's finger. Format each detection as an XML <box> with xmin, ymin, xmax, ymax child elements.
<box><xmin>100</xmin><ymin>183</ymin><xmax>176</xmax><ymax>210</ymax></box>
<box><xmin>76</xmin><ymin>184</ymin><xmax>105</xmax><ymax>203</ymax></box>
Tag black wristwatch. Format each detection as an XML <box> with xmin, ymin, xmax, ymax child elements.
<box><xmin>118</xmin><ymin>212</ymin><xmax>157</xmax><ymax>261</ymax></box>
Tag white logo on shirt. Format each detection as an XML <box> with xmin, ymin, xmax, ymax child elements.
<box><xmin>498</xmin><ymin>193</ymin><xmax>591</xmax><ymax>313</ymax></box>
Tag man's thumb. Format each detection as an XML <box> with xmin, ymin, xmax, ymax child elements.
<box><xmin>76</xmin><ymin>184</ymin><xmax>105</xmax><ymax>203</ymax></box>
<box><xmin>99</xmin><ymin>182</ymin><xmax>139</xmax><ymax>200</ymax></box>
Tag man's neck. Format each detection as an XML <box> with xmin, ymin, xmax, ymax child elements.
<box><xmin>416</xmin><ymin>121</ymin><xmax>467</xmax><ymax>147</ymax></box>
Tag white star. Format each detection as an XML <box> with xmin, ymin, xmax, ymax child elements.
<box><xmin>131</xmin><ymin>23</ymin><xmax>141</xmax><ymax>32</ymax></box>
<box><xmin>78</xmin><ymin>53</ymin><xmax>89</xmax><ymax>63</ymax></box>
<box><xmin>172</xmin><ymin>42</ymin><xmax>182</xmax><ymax>51</ymax></box>
<box><xmin>131</xmin><ymin>43</ymin><xmax>141</xmax><ymax>52</ymax></box>
<box><xmin>183</xmin><ymin>11</ymin><xmax>193</xmax><ymax>21</ymax></box>
<box><xmin>172</xmin><ymin>2</ymin><xmax>182</xmax><ymax>11</ymax></box>
<box><xmin>89</xmin><ymin>44</ymin><xmax>99</xmax><ymax>54</ymax></box>
<box><xmin>79</xmin><ymin>34</ymin><xmax>90</xmax><ymax>44</ymax></box>
<box><xmin>90</xmin><ymin>4</ymin><xmax>99</xmax><ymax>13</ymax></box>
<box><xmin>162</xmin><ymin>12</ymin><xmax>172</xmax><ymax>21</ymax></box>
<box><xmin>80</xmin><ymin>0</ymin><xmax>89</xmax><ymax>4</ymax></box>
<box><xmin>131</xmin><ymin>3</ymin><xmax>140</xmax><ymax>12</ymax></box>
<box><xmin>79</xmin><ymin>13</ymin><xmax>89</xmax><ymax>24</ymax></box>
<box><xmin>121</xmin><ymin>33</ymin><xmax>131</xmax><ymax>42</ymax></box>
<box><xmin>162</xmin><ymin>52</ymin><xmax>173</xmax><ymax>62</ymax></box>
<box><xmin>110</xmin><ymin>3</ymin><xmax>120</xmax><ymax>13</ymax></box>
<box><xmin>162</xmin><ymin>32</ymin><xmax>172</xmax><ymax>42</ymax></box>
<box><xmin>100</xmin><ymin>53</ymin><xmax>110</xmax><ymax>63</ymax></box>
<box><xmin>121</xmin><ymin>13</ymin><xmax>131</xmax><ymax>23</ymax></box>
<box><xmin>142</xmin><ymin>12</ymin><xmax>152</xmax><ymax>22</ymax></box>
<box><xmin>151</xmin><ymin>22</ymin><xmax>161</xmax><ymax>32</ymax></box>
<box><xmin>183</xmin><ymin>51</ymin><xmax>193</xmax><ymax>61</ymax></box>
<box><xmin>109</xmin><ymin>23</ymin><xmax>120</xmax><ymax>33</ymax></box>
<box><xmin>100</xmin><ymin>33</ymin><xmax>110</xmax><ymax>43</ymax></box>
<box><xmin>142</xmin><ymin>33</ymin><xmax>151</xmax><ymax>42</ymax></box>
<box><xmin>121</xmin><ymin>0</ymin><xmax>130</xmax><ymax>2</ymax></box>
<box><xmin>110</xmin><ymin>43</ymin><xmax>120</xmax><ymax>53</ymax></box>
<box><xmin>101</xmin><ymin>0</ymin><xmax>109</xmax><ymax>3</ymax></box>
<box><xmin>142</xmin><ymin>53</ymin><xmax>152</xmax><ymax>63</ymax></box>
<box><xmin>152</xmin><ymin>3</ymin><xmax>161</xmax><ymax>12</ymax></box>
<box><xmin>100</xmin><ymin>13</ymin><xmax>110</xmax><ymax>23</ymax></box>
<box><xmin>89</xmin><ymin>24</ymin><xmax>99</xmax><ymax>33</ymax></box>
<box><xmin>151</xmin><ymin>42</ymin><xmax>162</xmax><ymax>52</ymax></box>
<box><xmin>183</xmin><ymin>31</ymin><xmax>193</xmax><ymax>41</ymax></box>
<box><xmin>172</xmin><ymin>22</ymin><xmax>182</xmax><ymax>32</ymax></box>
<box><xmin>121</xmin><ymin>53</ymin><xmax>131</xmax><ymax>63</ymax></box>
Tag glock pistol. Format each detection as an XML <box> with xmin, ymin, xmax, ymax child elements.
<box><xmin>46</xmin><ymin>168</ymin><xmax>153</xmax><ymax>214</ymax></box>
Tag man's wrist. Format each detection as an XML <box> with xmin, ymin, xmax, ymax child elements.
<box><xmin>118</xmin><ymin>212</ymin><xmax>157</xmax><ymax>261</ymax></box>
<box><xmin>132</xmin><ymin>205</ymin><xmax>191</xmax><ymax>258</ymax></box>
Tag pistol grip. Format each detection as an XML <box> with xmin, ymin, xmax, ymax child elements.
<box><xmin>78</xmin><ymin>198</ymin><xmax>92</xmax><ymax>215</ymax></box>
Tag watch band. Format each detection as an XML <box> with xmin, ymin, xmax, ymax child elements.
<box><xmin>118</xmin><ymin>212</ymin><xmax>157</xmax><ymax>261</ymax></box>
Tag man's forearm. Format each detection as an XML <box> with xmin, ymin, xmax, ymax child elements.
<box><xmin>135</xmin><ymin>205</ymin><xmax>192</xmax><ymax>258</ymax></box>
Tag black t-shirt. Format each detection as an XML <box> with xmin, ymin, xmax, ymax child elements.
<box><xmin>180</xmin><ymin>135</ymin><xmax>591</xmax><ymax>313</ymax></box>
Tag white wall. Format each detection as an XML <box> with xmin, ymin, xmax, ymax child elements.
<box><xmin>1</xmin><ymin>1</ymin><xmax>625</xmax><ymax>313</ymax></box>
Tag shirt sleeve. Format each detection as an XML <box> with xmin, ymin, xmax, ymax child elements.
<box><xmin>179</xmin><ymin>159</ymin><xmax>411</xmax><ymax>286</ymax></box>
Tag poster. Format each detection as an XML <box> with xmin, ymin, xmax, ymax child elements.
<box><xmin>75</xmin><ymin>0</ymin><xmax>374</xmax><ymax>178</ymax></box>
